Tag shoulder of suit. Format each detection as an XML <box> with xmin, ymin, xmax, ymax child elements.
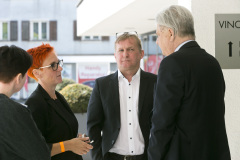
<box><xmin>0</xmin><ymin>96</ymin><xmax>29</xmax><ymax>114</ymax></box>
<box><xmin>96</xmin><ymin>72</ymin><xmax>116</xmax><ymax>82</ymax></box>
<box><xmin>141</xmin><ymin>70</ymin><xmax>157</xmax><ymax>79</ymax></box>
<box><xmin>26</xmin><ymin>88</ymin><xmax>45</xmax><ymax>102</ymax></box>
<box><xmin>25</xmin><ymin>89</ymin><xmax>49</xmax><ymax>111</ymax></box>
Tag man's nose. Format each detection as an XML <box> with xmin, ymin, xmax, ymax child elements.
<box><xmin>123</xmin><ymin>50</ymin><xmax>129</xmax><ymax>57</ymax></box>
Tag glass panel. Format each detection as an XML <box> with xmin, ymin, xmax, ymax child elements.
<box><xmin>62</xmin><ymin>64</ymin><xmax>73</xmax><ymax>79</ymax></box>
<box><xmin>84</xmin><ymin>36</ymin><xmax>90</xmax><ymax>40</ymax></box>
<box><xmin>110</xmin><ymin>63</ymin><xmax>117</xmax><ymax>73</ymax></box>
<box><xmin>2</xmin><ymin>22</ymin><xmax>8</xmax><ymax>40</ymax></box>
<box><xmin>33</xmin><ymin>22</ymin><xmax>38</xmax><ymax>40</ymax></box>
<box><xmin>93</xmin><ymin>36</ymin><xmax>99</xmax><ymax>40</ymax></box>
<box><xmin>42</xmin><ymin>22</ymin><xmax>47</xmax><ymax>39</ymax></box>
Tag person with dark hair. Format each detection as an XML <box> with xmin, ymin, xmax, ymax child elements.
<box><xmin>25</xmin><ymin>43</ymin><xmax>93</xmax><ymax>160</ymax></box>
<box><xmin>148</xmin><ymin>5</ymin><xmax>231</xmax><ymax>160</ymax></box>
<box><xmin>87</xmin><ymin>32</ymin><xmax>157</xmax><ymax>160</ymax></box>
<box><xmin>0</xmin><ymin>45</ymin><xmax>50</xmax><ymax>160</ymax></box>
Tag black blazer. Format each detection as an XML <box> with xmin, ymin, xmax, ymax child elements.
<box><xmin>148</xmin><ymin>41</ymin><xmax>231</xmax><ymax>160</ymax></box>
<box><xmin>25</xmin><ymin>84</ymin><xmax>82</xmax><ymax>160</ymax></box>
<box><xmin>0</xmin><ymin>94</ymin><xmax>50</xmax><ymax>160</ymax></box>
<box><xmin>87</xmin><ymin>69</ymin><xmax>157</xmax><ymax>160</ymax></box>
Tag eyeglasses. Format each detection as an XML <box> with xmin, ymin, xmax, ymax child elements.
<box><xmin>38</xmin><ymin>59</ymin><xmax>63</xmax><ymax>71</ymax></box>
<box><xmin>116</xmin><ymin>31</ymin><xmax>138</xmax><ymax>38</ymax></box>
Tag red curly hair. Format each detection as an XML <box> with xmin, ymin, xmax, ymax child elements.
<box><xmin>27</xmin><ymin>43</ymin><xmax>54</xmax><ymax>81</ymax></box>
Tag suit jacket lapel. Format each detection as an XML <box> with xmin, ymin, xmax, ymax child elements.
<box><xmin>138</xmin><ymin>70</ymin><xmax>149</xmax><ymax>115</ymax></box>
<box><xmin>56</xmin><ymin>92</ymin><xmax>75</xmax><ymax>117</ymax></box>
<box><xmin>111</xmin><ymin>71</ymin><xmax>120</xmax><ymax>125</ymax></box>
<box><xmin>110</xmin><ymin>70</ymin><xmax>148</xmax><ymax>123</ymax></box>
<box><xmin>37</xmin><ymin>85</ymin><xmax>74</xmax><ymax>133</ymax></box>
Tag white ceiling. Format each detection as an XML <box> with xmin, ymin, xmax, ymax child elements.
<box><xmin>77</xmin><ymin>0</ymin><xmax>178</xmax><ymax>36</ymax></box>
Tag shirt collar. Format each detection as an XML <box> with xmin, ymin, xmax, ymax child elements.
<box><xmin>174</xmin><ymin>40</ymin><xmax>194</xmax><ymax>52</ymax></box>
<box><xmin>118</xmin><ymin>68</ymin><xmax>141</xmax><ymax>80</ymax></box>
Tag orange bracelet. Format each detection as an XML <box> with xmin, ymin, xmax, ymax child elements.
<box><xmin>59</xmin><ymin>142</ymin><xmax>65</xmax><ymax>153</ymax></box>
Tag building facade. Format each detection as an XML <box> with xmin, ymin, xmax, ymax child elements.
<box><xmin>0</xmin><ymin>0</ymin><xmax>160</xmax><ymax>100</ymax></box>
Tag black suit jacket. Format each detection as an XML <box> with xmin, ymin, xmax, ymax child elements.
<box><xmin>0</xmin><ymin>94</ymin><xmax>50</xmax><ymax>160</ymax></box>
<box><xmin>87</xmin><ymin>69</ymin><xmax>157</xmax><ymax>160</ymax></box>
<box><xmin>25</xmin><ymin>84</ymin><xmax>82</xmax><ymax>160</ymax></box>
<box><xmin>148</xmin><ymin>41</ymin><xmax>231</xmax><ymax>160</ymax></box>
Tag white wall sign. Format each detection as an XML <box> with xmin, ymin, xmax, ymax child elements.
<box><xmin>78</xmin><ymin>63</ymin><xmax>108</xmax><ymax>83</ymax></box>
<box><xmin>215</xmin><ymin>14</ymin><xmax>240</xmax><ymax>69</ymax></box>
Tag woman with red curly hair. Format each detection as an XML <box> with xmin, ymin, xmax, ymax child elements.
<box><xmin>25</xmin><ymin>43</ymin><xmax>93</xmax><ymax>160</ymax></box>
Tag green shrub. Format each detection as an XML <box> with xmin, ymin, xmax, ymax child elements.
<box><xmin>60</xmin><ymin>83</ymin><xmax>93</xmax><ymax>113</ymax></box>
<box><xmin>56</xmin><ymin>78</ymin><xmax>76</xmax><ymax>92</ymax></box>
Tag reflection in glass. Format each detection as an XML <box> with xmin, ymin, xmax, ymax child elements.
<box><xmin>33</xmin><ymin>22</ymin><xmax>38</xmax><ymax>40</ymax></box>
<box><xmin>84</xmin><ymin>36</ymin><xmax>90</xmax><ymax>40</ymax></box>
<box><xmin>42</xmin><ymin>22</ymin><xmax>47</xmax><ymax>39</ymax></box>
<box><xmin>2</xmin><ymin>22</ymin><xmax>8</xmax><ymax>40</ymax></box>
<box><xmin>93</xmin><ymin>36</ymin><xmax>99</xmax><ymax>40</ymax></box>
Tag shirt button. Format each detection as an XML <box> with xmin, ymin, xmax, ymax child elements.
<box><xmin>129</xmin><ymin>123</ymin><xmax>131</xmax><ymax>125</ymax></box>
<box><xmin>129</xmin><ymin>97</ymin><xmax>131</xmax><ymax>99</ymax></box>
<box><xmin>130</xmin><ymin>137</ymin><xmax>132</xmax><ymax>139</ymax></box>
<box><xmin>129</xmin><ymin>110</ymin><xmax>131</xmax><ymax>112</ymax></box>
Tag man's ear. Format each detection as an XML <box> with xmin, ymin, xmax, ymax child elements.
<box><xmin>32</xmin><ymin>69</ymin><xmax>41</xmax><ymax>79</ymax></box>
<box><xmin>140</xmin><ymin>50</ymin><xmax>144</xmax><ymax>59</ymax></box>
<box><xmin>13</xmin><ymin>73</ymin><xmax>24</xmax><ymax>92</ymax></box>
<box><xmin>169</xmin><ymin>28</ymin><xmax>175</xmax><ymax>41</ymax></box>
<box><xmin>15</xmin><ymin>73</ymin><xmax>22</xmax><ymax>85</ymax></box>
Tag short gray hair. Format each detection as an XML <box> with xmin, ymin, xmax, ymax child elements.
<box><xmin>156</xmin><ymin>5</ymin><xmax>195</xmax><ymax>39</ymax></box>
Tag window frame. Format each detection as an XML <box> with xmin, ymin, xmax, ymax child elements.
<box><xmin>82</xmin><ymin>35</ymin><xmax>101</xmax><ymax>41</ymax></box>
<box><xmin>30</xmin><ymin>21</ymin><xmax>49</xmax><ymax>41</ymax></box>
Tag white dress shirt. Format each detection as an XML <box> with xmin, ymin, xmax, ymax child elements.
<box><xmin>109</xmin><ymin>68</ymin><xmax>145</xmax><ymax>155</ymax></box>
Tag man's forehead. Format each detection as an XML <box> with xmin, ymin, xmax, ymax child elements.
<box><xmin>116</xmin><ymin>41</ymin><xmax>135</xmax><ymax>48</ymax></box>
<box><xmin>117</xmin><ymin>38</ymin><xmax>136</xmax><ymax>44</ymax></box>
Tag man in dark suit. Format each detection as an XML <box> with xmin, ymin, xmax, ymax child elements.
<box><xmin>87</xmin><ymin>32</ymin><xmax>157</xmax><ymax>160</ymax></box>
<box><xmin>148</xmin><ymin>5</ymin><xmax>231</xmax><ymax>160</ymax></box>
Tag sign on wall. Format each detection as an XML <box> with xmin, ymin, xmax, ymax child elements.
<box><xmin>78</xmin><ymin>63</ymin><xmax>108</xmax><ymax>87</ymax></box>
<box><xmin>144</xmin><ymin>55</ymin><xmax>164</xmax><ymax>74</ymax></box>
<box><xmin>215</xmin><ymin>14</ymin><xmax>240</xmax><ymax>69</ymax></box>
